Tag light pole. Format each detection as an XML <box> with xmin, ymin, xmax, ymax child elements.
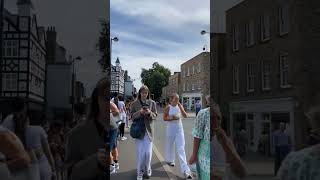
<box><xmin>70</xmin><ymin>55</ymin><xmax>82</xmax><ymax>117</ymax></box>
<box><xmin>110</xmin><ymin>36</ymin><xmax>119</xmax><ymax>63</ymax></box>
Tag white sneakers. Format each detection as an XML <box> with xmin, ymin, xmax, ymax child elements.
<box><xmin>137</xmin><ymin>169</ymin><xmax>152</xmax><ymax>180</ymax></box>
<box><xmin>110</xmin><ymin>164</ymin><xmax>116</xmax><ymax>174</ymax></box>
<box><xmin>167</xmin><ymin>162</ymin><xmax>175</xmax><ymax>167</ymax></box>
<box><xmin>184</xmin><ymin>171</ymin><xmax>193</xmax><ymax>179</ymax></box>
<box><xmin>121</xmin><ymin>137</ymin><xmax>127</xmax><ymax>141</ymax></box>
<box><xmin>137</xmin><ymin>171</ymin><xmax>144</xmax><ymax>180</ymax></box>
<box><xmin>114</xmin><ymin>162</ymin><xmax>120</xmax><ymax>170</ymax></box>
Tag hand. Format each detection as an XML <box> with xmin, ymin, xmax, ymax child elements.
<box><xmin>97</xmin><ymin>149</ymin><xmax>107</xmax><ymax>168</ymax></box>
<box><xmin>171</xmin><ymin>115</ymin><xmax>179</xmax><ymax>120</ymax></box>
<box><xmin>188</xmin><ymin>154</ymin><xmax>197</xmax><ymax>164</ymax></box>
<box><xmin>145</xmin><ymin>109</ymin><xmax>151</xmax><ymax>115</ymax></box>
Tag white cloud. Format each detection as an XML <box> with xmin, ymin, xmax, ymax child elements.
<box><xmin>111</xmin><ymin>0</ymin><xmax>210</xmax><ymax>29</ymax></box>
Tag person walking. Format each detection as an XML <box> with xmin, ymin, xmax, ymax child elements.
<box><xmin>130</xmin><ymin>85</ymin><xmax>157</xmax><ymax>180</ymax></box>
<box><xmin>2</xmin><ymin>98</ymin><xmax>55</xmax><ymax>180</ymax></box>
<box><xmin>115</xmin><ymin>96</ymin><xmax>127</xmax><ymax>141</ymax></box>
<box><xmin>109</xmin><ymin>101</ymin><xmax>120</xmax><ymax>174</ymax></box>
<box><xmin>273</xmin><ymin>122</ymin><xmax>291</xmax><ymax>175</ymax></box>
<box><xmin>64</xmin><ymin>78</ymin><xmax>109</xmax><ymax>180</ymax></box>
<box><xmin>195</xmin><ymin>100</ymin><xmax>201</xmax><ymax>116</ymax></box>
<box><xmin>164</xmin><ymin>93</ymin><xmax>193</xmax><ymax>179</ymax></box>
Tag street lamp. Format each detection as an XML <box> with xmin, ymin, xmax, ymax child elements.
<box><xmin>110</xmin><ymin>36</ymin><xmax>119</xmax><ymax>63</ymax></box>
<box><xmin>70</xmin><ymin>55</ymin><xmax>82</xmax><ymax>116</ymax></box>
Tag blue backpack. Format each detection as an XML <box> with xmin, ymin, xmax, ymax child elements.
<box><xmin>130</xmin><ymin>116</ymin><xmax>146</xmax><ymax>139</ymax></box>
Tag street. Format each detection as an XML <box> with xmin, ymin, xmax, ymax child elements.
<box><xmin>153</xmin><ymin>111</ymin><xmax>196</xmax><ymax>179</ymax></box>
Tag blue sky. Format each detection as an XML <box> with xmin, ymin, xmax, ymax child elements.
<box><xmin>111</xmin><ymin>0</ymin><xmax>210</xmax><ymax>88</ymax></box>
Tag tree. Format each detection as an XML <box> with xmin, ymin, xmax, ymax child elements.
<box><xmin>140</xmin><ymin>62</ymin><xmax>171</xmax><ymax>101</ymax></box>
<box><xmin>97</xmin><ymin>19</ymin><xmax>110</xmax><ymax>72</ymax></box>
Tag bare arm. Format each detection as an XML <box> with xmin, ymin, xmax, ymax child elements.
<box><xmin>163</xmin><ymin>106</ymin><xmax>172</xmax><ymax>121</ymax></box>
<box><xmin>191</xmin><ymin>137</ymin><xmax>201</xmax><ymax>158</ymax></box>
<box><xmin>178</xmin><ymin>103</ymin><xmax>188</xmax><ymax>118</ymax></box>
<box><xmin>110</xmin><ymin>102</ymin><xmax>120</xmax><ymax>116</ymax></box>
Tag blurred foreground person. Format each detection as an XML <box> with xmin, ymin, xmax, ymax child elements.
<box><xmin>0</xmin><ymin>125</ymin><xmax>31</xmax><ymax>180</ymax></box>
<box><xmin>65</xmin><ymin>78</ymin><xmax>108</xmax><ymax>180</ymax></box>
<box><xmin>211</xmin><ymin>98</ymin><xmax>247</xmax><ymax>180</ymax></box>
<box><xmin>2</xmin><ymin>98</ymin><xmax>55</xmax><ymax>180</ymax></box>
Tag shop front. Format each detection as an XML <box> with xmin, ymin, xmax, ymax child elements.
<box><xmin>181</xmin><ymin>92</ymin><xmax>202</xmax><ymax>111</ymax></box>
<box><xmin>229</xmin><ymin>98</ymin><xmax>295</xmax><ymax>155</ymax></box>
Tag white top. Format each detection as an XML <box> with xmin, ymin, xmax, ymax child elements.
<box><xmin>167</xmin><ymin>105</ymin><xmax>182</xmax><ymax>124</ymax></box>
<box><xmin>1</xmin><ymin>119</ymin><xmax>47</xmax><ymax>161</ymax></box>
<box><xmin>118</xmin><ymin>101</ymin><xmax>126</xmax><ymax>122</ymax></box>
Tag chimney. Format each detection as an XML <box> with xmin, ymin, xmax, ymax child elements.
<box><xmin>46</xmin><ymin>26</ymin><xmax>57</xmax><ymax>63</ymax></box>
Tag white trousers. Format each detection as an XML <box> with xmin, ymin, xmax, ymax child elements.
<box><xmin>165</xmin><ymin>121</ymin><xmax>190</xmax><ymax>174</ymax></box>
<box><xmin>136</xmin><ymin>134</ymin><xmax>153</xmax><ymax>174</ymax></box>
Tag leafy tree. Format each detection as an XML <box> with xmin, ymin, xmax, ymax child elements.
<box><xmin>97</xmin><ymin>19</ymin><xmax>110</xmax><ymax>72</ymax></box>
<box><xmin>140</xmin><ymin>62</ymin><xmax>171</xmax><ymax>101</ymax></box>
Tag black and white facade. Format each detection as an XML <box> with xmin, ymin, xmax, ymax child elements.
<box><xmin>0</xmin><ymin>1</ymin><xmax>46</xmax><ymax>121</ymax></box>
<box><xmin>111</xmin><ymin>58</ymin><xmax>124</xmax><ymax>97</ymax></box>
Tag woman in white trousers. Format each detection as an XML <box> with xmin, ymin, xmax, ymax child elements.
<box><xmin>164</xmin><ymin>93</ymin><xmax>193</xmax><ymax>179</ymax></box>
<box><xmin>130</xmin><ymin>85</ymin><xmax>157</xmax><ymax>180</ymax></box>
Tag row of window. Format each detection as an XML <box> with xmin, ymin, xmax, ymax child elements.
<box><xmin>183</xmin><ymin>80</ymin><xmax>202</xmax><ymax>92</ymax></box>
<box><xmin>232</xmin><ymin>54</ymin><xmax>290</xmax><ymax>94</ymax></box>
<box><xmin>232</xmin><ymin>4</ymin><xmax>289</xmax><ymax>51</ymax></box>
<box><xmin>182</xmin><ymin>63</ymin><xmax>201</xmax><ymax>78</ymax></box>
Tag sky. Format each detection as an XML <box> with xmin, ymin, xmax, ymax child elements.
<box><xmin>110</xmin><ymin>0</ymin><xmax>210</xmax><ymax>88</ymax></box>
<box><xmin>6</xmin><ymin>0</ymin><xmax>108</xmax><ymax>96</ymax></box>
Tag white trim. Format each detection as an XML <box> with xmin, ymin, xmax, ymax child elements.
<box><xmin>232</xmin><ymin>65</ymin><xmax>240</xmax><ymax>94</ymax></box>
<box><xmin>279</xmin><ymin>4</ymin><xmax>289</xmax><ymax>36</ymax></box>
<box><xmin>261</xmin><ymin>60</ymin><xmax>271</xmax><ymax>91</ymax></box>
<box><xmin>279</xmin><ymin>53</ymin><xmax>290</xmax><ymax>88</ymax></box>
<box><xmin>260</xmin><ymin>13</ymin><xmax>271</xmax><ymax>42</ymax></box>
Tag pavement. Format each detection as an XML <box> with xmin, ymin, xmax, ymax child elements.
<box><xmin>111</xmin><ymin>107</ymin><xmax>277</xmax><ymax>180</ymax></box>
<box><xmin>110</xmin><ymin>128</ymin><xmax>172</xmax><ymax>180</ymax></box>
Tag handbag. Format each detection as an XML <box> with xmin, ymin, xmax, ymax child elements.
<box><xmin>130</xmin><ymin>100</ymin><xmax>148</xmax><ymax>139</ymax></box>
<box><xmin>130</xmin><ymin>116</ymin><xmax>146</xmax><ymax>139</ymax></box>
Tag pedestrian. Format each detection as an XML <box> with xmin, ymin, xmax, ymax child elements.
<box><xmin>109</xmin><ymin>101</ymin><xmax>120</xmax><ymax>174</ymax></box>
<box><xmin>130</xmin><ymin>85</ymin><xmax>157</xmax><ymax>180</ymax></box>
<box><xmin>115</xmin><ymin>96</ymin><xmax>127</xmax><ymax>141</ymax></box>
<box><xmin>125</xmin><ymin>99</ymin><xmax>131</xmax><ymax>128</ymax></box>
<box><xmin>277</xmin><ymin>99</ymin><xmax>320</xmax><ymax>180</ymax></box>
<box><xmin>273</xmin><ymin>122</ymin><xmax>291</xmax><ymax>175</ymax></box>
<box><xmin>195</xmin><ymin>100</ymin><xmax>201</xmax><ymax>116</ymax></box>
<box><xmin>211</xmin><ymin>98</ymin><xmax>247</xmax><ymax>180</ymax></box>
<box><xmin>64</xmin><ymin>78</ymin><xmax>109</xmax><ymax>180</ymax></box>
<box><xmin>47</xmin><ymin>122</ymin><xmax>65</xmax><ymax>180</ymax></box>
<box><xmin>164</xmin><ymin>93</ymin><xmax>193</xmax><ymax>179</ymax></box>
<box><xmin>189</xmin><ymin>95</ymin><xmax>211</xmax><ymax>180</ymax></box>
<box><xmin>2</xmin><ymin>98</ymin><xmax>56</xmax><ymax>180</ymax></box>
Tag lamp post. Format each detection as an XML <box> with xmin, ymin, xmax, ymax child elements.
<box><xmin>70</xmin><ymin>55</ymin><xmax>82</xmax><ymax>116</ymax></box>
<box><xmin>110</xmin><ymin>36</ymin><xmax>119</xmax><ymax>63</ymax></box>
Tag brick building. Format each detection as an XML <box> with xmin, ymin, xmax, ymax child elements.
<box><xmin>181</xmin><ymin>52</ymin><xmax>210</xmax><ymax>111</ymax></box>
<box><xmin>213</xmin><ymin>0</ymin><xmax>320</xmax><ymax>152</ymax></box>
<box><xmin>161</xmin><ymin>72</ymin><xmax>181</xmax><ymax>102</ymax></box>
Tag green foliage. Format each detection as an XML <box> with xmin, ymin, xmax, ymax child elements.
<box><xmin>140</xmin><ymin>62</ymin><xmax>171</xmax><ymax>100</ymax></box>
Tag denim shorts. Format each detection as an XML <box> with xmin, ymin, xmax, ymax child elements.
<box><xmin>109</xmin><ymin>129</ymin><xmax>118</xmax><ymax>151</ymax></box>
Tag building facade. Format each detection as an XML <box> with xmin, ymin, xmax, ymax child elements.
<box><xmin>45</xmin><ymin>27</ymin><xmax>74</xmax><ymax>120</ymax></box>
<box><xmin>124</xmin><ymin>75</ymin><xmax>134</xmax><ymax>99</ymax></box>
<box><xmin>181</xmin><ymin>52</ymin><xmax>210</xmax><ymax>111</ymax></box>
<box><xmin>111</xmin><ymin>58</ymin><xmax>124</xmax><ymax>97</ymax></box>
<box><xmin>216</xmin><ymin>0</ymin><xmax>320</xmax><ymax>152</ymax></box>
<box><xmin>0</xmin><ymin>1</ymin><xmax>46</xmax><ymax>123</ymax></box>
